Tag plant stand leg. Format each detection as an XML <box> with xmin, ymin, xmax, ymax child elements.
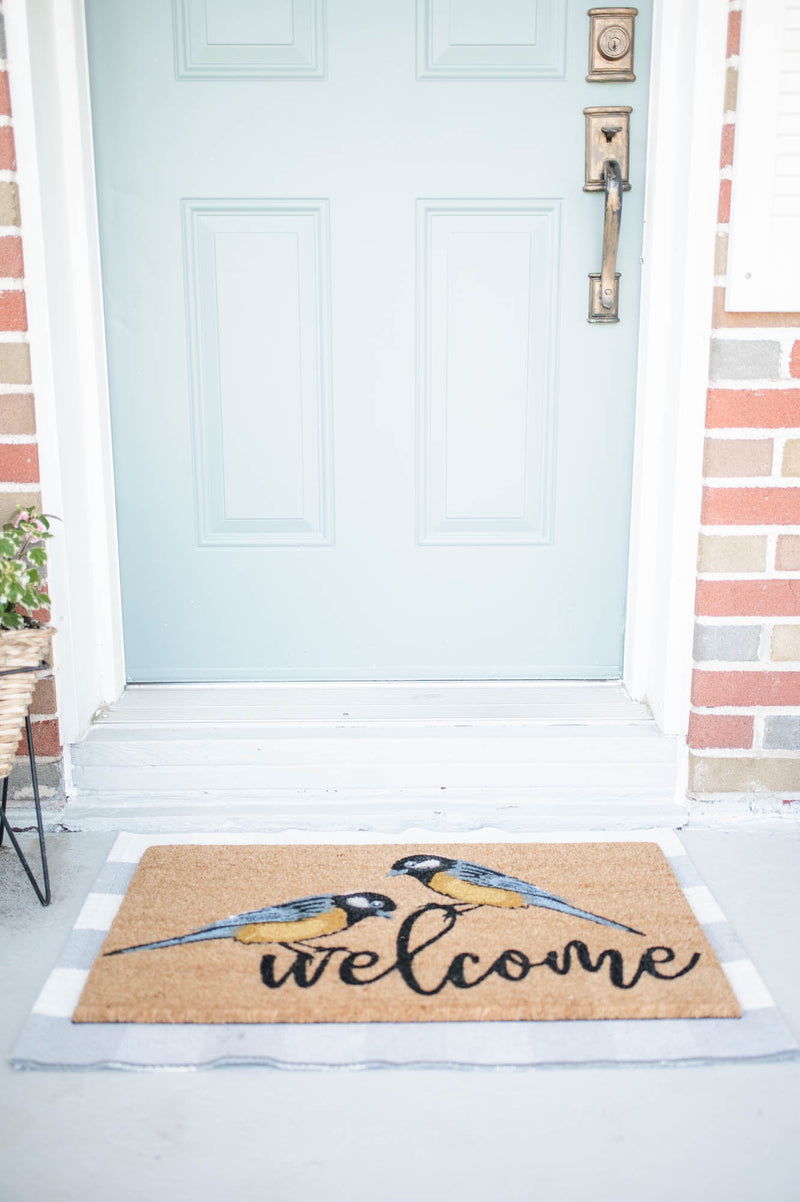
<box><xmin>0</xmin><ymin>713</ymin><xmax>50</xmax><ymax>905</ymax></box>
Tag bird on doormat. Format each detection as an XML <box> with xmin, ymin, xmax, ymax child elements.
<box><xmin>389</xmin><ymin>854</ymin><xmax>643</xmax><ymax>934</ymax></box>
<box><xmin>104</xmin><ymin>891</ymin><xmax>397</xmax><ymax>956</ymax></box>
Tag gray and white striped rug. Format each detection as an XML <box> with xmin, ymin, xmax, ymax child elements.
<box><xmin>10</xmin><ymin>828</ymin><xmax>798</xmax><ymax>1071</ymax></box>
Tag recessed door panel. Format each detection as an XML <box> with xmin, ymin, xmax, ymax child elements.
<box><xmin>86</xmin><ymin>0</ymin><xmax>652</xmax><ymax>681</ymax></box>
<box><xmin>418</xmin><ymin>202</ymin><xmax>557</xmax><ymax>545</ymax></box>
<box><xmin>173</xmin><ymin>0</ymin><xmax>326</xmax><ymax>78</ymax></box>
<box><xmin>184</xmin><ymin>201</ymin><xmax>333</xmax><ymax>546</ymax></box>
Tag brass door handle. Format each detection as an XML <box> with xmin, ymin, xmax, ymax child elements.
<box><xmin>589</xmin><ymin>158</ymin><xmax>622</xmax><ymax>323</ymax></box>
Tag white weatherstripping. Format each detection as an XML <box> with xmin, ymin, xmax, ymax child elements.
<box><xmin>5</xmin><ymin>0</ymin><xmax>726</xmax><ymax>826</ymax></box>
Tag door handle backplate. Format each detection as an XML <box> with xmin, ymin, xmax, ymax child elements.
<box><xmin>584</xmin><ymin>107</ymin><xmax>630</xmax><ymax>323</ymax></box>
<box><xmin>583</xmin><ymin>106</ymin><xmax>631</xmax><ymax>191</ymax></box>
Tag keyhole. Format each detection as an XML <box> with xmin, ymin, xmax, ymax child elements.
<box><xmin>598</xmin><ymin>25</ymin><xmax>630</xmax><ymax>61</ymax></box>
<box><xmin>601</xmin><ymin>125</ymin><xmax>622</xmax><ymax>144</ymax></box>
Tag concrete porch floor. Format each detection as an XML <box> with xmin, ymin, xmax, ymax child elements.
<box><xmin>2</xmin><ymin>827</ymin><xmax>800</xmax><ymax>1201</ymax></box>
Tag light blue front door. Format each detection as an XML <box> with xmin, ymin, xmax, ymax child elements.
<box><xmin>86</xmin><ymin>0</ymin><xmax>652</xmax><ymax>682</ymax></box>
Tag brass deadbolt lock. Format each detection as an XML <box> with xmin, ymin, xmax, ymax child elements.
<box><xmin>587</xmin><ymin>8</ymin><xmax>637</xmax><ymax>82</ymax></box>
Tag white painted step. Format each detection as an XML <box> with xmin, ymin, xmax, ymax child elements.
<box><xmin>66</xmin><ymin>683</ymin><xmax>684</xmax><ymax>831</ymax></box>
<box><xmin>71</xmin><ymin>726</ymin><xmax>676</xmax><ymax>789</ymax></box>
<box><xmin>92</xmin><ymin>681</ymin><xmax>656</xmax><ymax>726</ymax></box>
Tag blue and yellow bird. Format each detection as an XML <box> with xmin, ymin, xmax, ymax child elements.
<box><xmin>389</xmin><ymin>854</ymin><xmax>643</xmax><ymax>935</ymax></box>
<box><xmin>105</xmin><ymin>891</ymin><xmax>397</xmax><ymax>956</ymax></box>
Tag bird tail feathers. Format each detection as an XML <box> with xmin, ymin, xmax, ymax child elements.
<box><xmin>535</xmin><ymin>896</ymin><xmax>644</xmax><ymax>936</ymax></box>
<box><xmin>104</xmin><ymin>925</ymin><xmax>235</xmax><ymax>956</ymax></box>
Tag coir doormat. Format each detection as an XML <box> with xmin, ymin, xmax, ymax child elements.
<box><xmin>75</xmin><ymin>840</ymin><xmax>737</xmax><ymax>1024</ymax></box>
<box><xmin>11</xmin><ymin>830</ymin><xmax>798</xmax><ymax>1070</ymax></box>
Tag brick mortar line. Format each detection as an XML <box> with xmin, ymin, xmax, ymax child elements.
<box><xmin>696</xmin><ymin>473</ymin><xmax>797</xmax><ymax>483</ymax></box>
<box><xmin>691</xmin><ymin>799</ymin><xmax>800</xmax><ymax>807</ymax></box>
<box><xmin>10</xmin><ymin>754</ymin><xmax>60</xmax><ymax>764</ymax></box>
<box><xmin>692</xmin><ymin>664</ymin><xmax>800</xmax><ymax>673</ymax></box>
<box><xmin>780</xmin><ymin>339</ymin><xmax>794</xmax><ymax>378</ymax></box>
<box><xmin>775</xmin><ymin>431</ymin><xmax>797</xmax><ymax>477</ymax></box>
<box><xmin>686</xmin><ymin>748</ymin><xmax>800</xmax><ymax>760</ymax></box>
<box><xmin>695</xmin><ymin>615</ymin><xmax>800</xmax><ymax>625</ymax></box>
<box><xmin>753</xmin><ymin>710</ymin><xmax>765</xmax><ymax>754</ymax></box>
<box><xmin>696</xmin><ymin>583</ymin><xmax>800</xmax><ymax>592</ymax></box>
<box><xmin>708</xmin><ymin>379</ymin><xmax>800</xmax><ymax>389</ymax></box>
<box><xmin>690</xmin><ymin>800</ymin><xmax>800</xmax><ymax>809</ymax></box>
<box><xmin>710</xmin><ymin>324</ymin><xmax>800</xmax><ymax>337</ymax></box>
<box><xmin>710</xmin><ymin>329</ymin><xmax>799</xmax><ymax>343</ymax></box>
<box><xmin>697</xmin><ymin>568</ymin><xmax>800</xmax><ymax>578</ymax></box>
<box><xmin>0</xmin><ymin>434</ymin><xmax>37</xmax><ymax>445</ymax></box>
<box><xmin>693</xmin><ymin>662</ymin><xmax>800</xmax><ymax>672</ymax></box>
<box><xmin>704</xmin><ymin>429</ymin><xmax>800</xmax><ymax>439</ymax></box>
<box><xmin>699</xmin><ymin>524</ymin><xmax>800</xmax><ymax>535</ymax></box>
<box><xmin>690</xmin><ymin>701</ymin><xmax>800</xmax><ymax>710</ymax></box>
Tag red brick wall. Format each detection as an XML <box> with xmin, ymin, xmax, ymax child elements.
<box><xmin>0</xmin><ymin>7</ymin><xmax>62</xmax><ymax>808</ymax></box>
<box><xmin>688</xmin><ymin>1</ymin><xmax>800</xmax><ymax>805</ymax></box>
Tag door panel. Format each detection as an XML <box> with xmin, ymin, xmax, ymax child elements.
<box><xmin>85</xmin><ymin>0</ymin><xmax>652</xmax><ymax>681</ymax></box>
<box><xmin>419</xmin><ymin>202</ymin><xmax>557</xmax><ymax>545</ymax></box>
<box><xmin>184</xmin><ymin>200</ymin><xmax>333</xmax><ymax>546</ymax></box>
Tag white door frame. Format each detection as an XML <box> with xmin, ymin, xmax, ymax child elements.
<box><xmin>4</xmin><ymin>0</ymin><xmax>728</xmax><ymax>746</ymax></box>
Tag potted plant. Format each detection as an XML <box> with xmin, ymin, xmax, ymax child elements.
<box><xmin>0</xmin><ymin>506</ymin><xmax>54</xmax><ymax>778</ymax></box>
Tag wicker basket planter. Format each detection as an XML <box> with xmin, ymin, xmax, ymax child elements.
<box><xmin>0</xmin><ymin>625</ymin><xmax>53</xmax><ymax>781</ymax></box>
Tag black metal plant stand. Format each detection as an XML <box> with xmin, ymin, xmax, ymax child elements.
<box><xmin>0</xmin><ymin>662</ymin><xmax>50</xmax><ymax>905</ymax></box>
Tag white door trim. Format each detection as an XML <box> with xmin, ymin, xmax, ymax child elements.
<box><xmin>623</xmin><ymin>0</ymin><xmax>729</xmax><ymax>734</ymax></box>
<box><xmin>5</xmin><ymin>0</ymin><xmax>125</xmax><ymax>752</ymax></box>
<box><xmin>4</xmin><ymin>0</ymin><xmax>728</xmax><ymax>748</ymax></box>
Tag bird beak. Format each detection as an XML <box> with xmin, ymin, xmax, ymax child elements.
<box><xmin>387</xmin><ymin>868</ymin><xmax>403</xmax><ymax>876</ymax></box>
<box><xmin>377</xmin><ymin>911</ymin><xmax>394</xmax><ymax>919</ymax></box>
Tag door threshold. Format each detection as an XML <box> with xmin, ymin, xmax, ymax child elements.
<box><xmin>65</xmin><ymin>682</ymin><xmax>685</xmax><ymax>833</ymax></box>
<box><xmin>94</xmin><ymin>680</ymin><xmax>657</xmax><ymax>726</ymax></box>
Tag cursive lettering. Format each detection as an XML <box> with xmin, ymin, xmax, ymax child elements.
<box><xmin>258</xmin><ymin>903</ymin><xmax>702</xmax><ymax>995</ymax></box>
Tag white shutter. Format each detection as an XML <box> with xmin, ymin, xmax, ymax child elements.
<box><xmin>727</xmin><ymin>0</ymin><xmax>800</xmax><ymax>311</ymax></box>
